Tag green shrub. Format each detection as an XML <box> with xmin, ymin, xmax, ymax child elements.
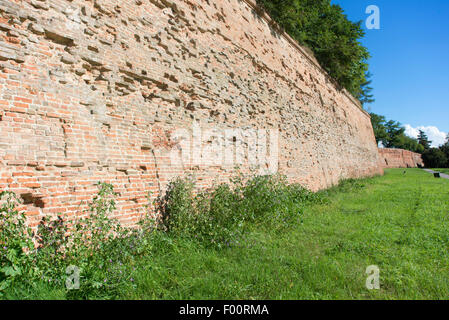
<box><xmin>239</xmin><ymin>175</ymin><xmax>314</xmax><ymax>228</ymax></box>
<box><xmin>1</xmin><ymin>183</ymin><xmax>143</xmax><ymax>299</ymax></box>
<box><xmin>157</xmin><ymin>177</ymin><xmax>196</xmax><ymax>235</ymax></box>
<box><xmin>194</xmin><ymin>183</ymin><xmax>245</xmax><ymax>247</ymax></box>
<box><xmin>0</xmin><ymin>174</ymin><xmax>324</xmax><ymax>298</ymax></box>
<box><xmin>0</xmin><ymin>191</ymin><xmax>35</xmax><ymax>293</ymax></box>
<box><xmin>156</xmin><ymin>177</ymin><xmax>242</xmax><ymax>248</ymax></box>
<box><xmin>61</xmin><ymin>183</ymin><xmax>136</xmax><ymax>299</ymax></box>
<box><xmin>158</xmin><ymin>174</ymin><xmax>322</xmax><ymax>248</ymax></box>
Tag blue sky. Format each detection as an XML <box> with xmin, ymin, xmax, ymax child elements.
<box><xmin>332</xmin><ymin>0</ymin><xmax>449</xmax><ymax>146</ymax></box>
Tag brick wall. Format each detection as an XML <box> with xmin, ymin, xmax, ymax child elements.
<box><xmin>378</xmin><ymin>148</ymin><xmax>424</xmax><ymax>169</ymax></box>
<box><xmin>0</xmin><ymin>0</ymin><xmax>382</xmax><ymax>226</ymax></box>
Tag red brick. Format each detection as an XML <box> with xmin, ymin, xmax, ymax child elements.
<box><xmin>0</xmin><ymin>0</ymin><xmax>383</xmax><ymax>228</ymax></box>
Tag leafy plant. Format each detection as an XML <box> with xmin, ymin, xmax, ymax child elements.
<box><xmin>0</xmin><ymin>174</ymin><xmax>324</xmax><ymax>298</ymax></box>
<box><xmin>158</xmin><ymin>174</ymin><xmax>322</xmax><ymax>248</ymax></box>
<box><xmin>0</xmin><ymin>191</ymin><xmax>34</xmax><ymax>293</ymax></box>
<box><xmin>0</xmin><ymin>183</ymin><xmax>141</xmax><ymax>299</ymax></box>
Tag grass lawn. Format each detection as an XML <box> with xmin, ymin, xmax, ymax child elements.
<box><xmin>121</xmin><ymin>168</ymin><xmax>449</xmax><ymax>300</ymax></box>
<box><xmin>4</xmin><ymin>168</ymin><xmax>449</xmax><ymax>300</ymax></box>
<box><xmin>432</xmin><ymin>169</ymin><xmax>449</xmax><ymax>175</ymax></box>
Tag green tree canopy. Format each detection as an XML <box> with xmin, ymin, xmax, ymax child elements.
<box><xmin>422</xmin><ymin>148</ymin><xmax>448</xmax><ymax>168</ymax></box>
<box><xmin>439</xmin><ymin>134</ymin><xmax>449</xmax><ymax>167</ymax></box>
<box><xmin>417</xmin><ymin>130</ymin><xmax>432</xmax><ymax>150</ymax></box>
<box><xmin>384</xmin><ymin>120</ymin><xmax>406</xmax><ymax>148</ymax></box>
<box><xmin>257</xmin><ymin>0</ymin><xmax>372</xmax><ymax>105</ymax></box>
<box><xmin>370</xmin><ymin>113</ymin><xmax>387</xmax><ymax>145</ymax></box>
<box><xmin>369</xmin><ymin>113</ymin><xmax>423</xmax><ymax>153</ymax></box>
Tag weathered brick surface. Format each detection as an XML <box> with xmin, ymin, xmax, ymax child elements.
<box><xmin>378</xmin><ymin>148</ymin><xmax>424</xmax><ymax>169</ymax></box>
<box><xmin>0</xmin><ymin>0</ymin><xmax>382</xmax><ymax>226</ymax></box>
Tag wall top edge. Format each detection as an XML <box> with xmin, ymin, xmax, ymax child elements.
<box><xmin>379</xmin><ymin>148</ymin><xmax>422</xmax><ymax>154</ymax></box>
<box><xmin>241</xmin><ymin>0</ymin><xmax>370</xmax><ymax>118</ymax></box>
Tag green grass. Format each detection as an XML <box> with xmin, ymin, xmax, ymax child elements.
<box><xmin>4</xmin><ymin>169</ymin><xmax>449</xmax><ymax>300</ymax></box>
<box><xmin>432</xmin><ymin>168</ymin><xmax>449</xmax><ymax>175</ymax></box>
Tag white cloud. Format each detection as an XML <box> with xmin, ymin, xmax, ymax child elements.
<box><xmin>404</xmin><ymin>124</ymin><xmax>447</xmax><ymax>147</ymax></box>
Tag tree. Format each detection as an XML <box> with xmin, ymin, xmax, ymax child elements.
<box><xmin>256</xmin><ymin>0</ymin><xmax>372</xmax><ymax>105</ymax></box>
<box><xmin>417</xmin><ymin>130</ymin><xmax>432</xmax><ymax>150</ymax></box>
<box><xmin>396</xmin><ymin>135</ymin><xmax>424</xmax><ymax>153</ymax></box>
<box><xmin>359</xmin><ymin>72</ymin><xmax>375</xmax><ymax>105</ymax></box>
<box><xmin>422</xmin><ymin>148</ymin><xmax>448</xmax><ymax>168</ymax></box>
<box><xmin>439</xmin><ymin>133</ymin><xmax>449</xmax><ymax>167</ymax></box>
<box><xmin>369</xmin><ymin>113</ymin><xmax>423</xmax><ymax>153</ymax></box>
<box><xmin>369</xmin><ymin>113</ymin><xmax>387</xmax><ymax>145</ymax></box>
<box><xmin>384</xmin><ymin>120</ymin><xmax>405</xmax><ymax>148</ymax></box>
<box><xmin>416</xmin><ymin>143</ymin><xmax>426</xmax><ymax>154</ymax></box>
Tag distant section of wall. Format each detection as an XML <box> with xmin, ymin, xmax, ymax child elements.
<box><xmin>0</xmin><ymin>0</ymin><xmax>382</xmax><ymax>226</ymax></box>
<box><xmin>378</xmin><ymin>148</ymin><xmax>424</xmax><ymax>168</ymax></box>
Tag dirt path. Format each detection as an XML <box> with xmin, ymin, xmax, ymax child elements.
<box><xmin>423</xmin><ymin>169</ymin><xmax>449</xmax><ymax>180</ymax></box>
